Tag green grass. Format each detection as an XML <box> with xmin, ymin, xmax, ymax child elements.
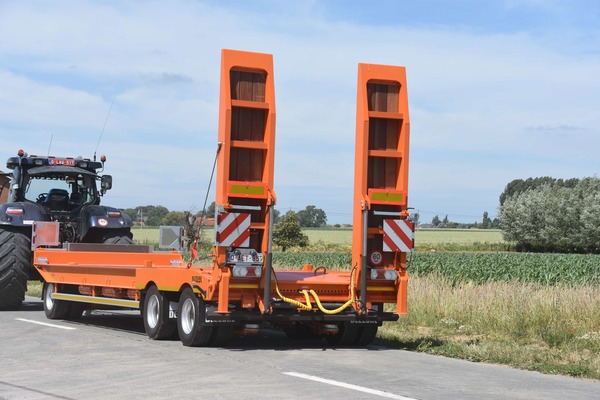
<box><xmin>378</xmin><ymin>275</ymin><xmax>600</xmax><ymax>380</ymax></box>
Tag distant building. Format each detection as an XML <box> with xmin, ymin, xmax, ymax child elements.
<box><xmin>194</xmin><ymin>217</ymin><xmax>215</xmax><ymax>227</ymax></box>
<box><xmin>0</xmin><ymin>170</ymin><xmax>9</xmax><ymax>205</ymax></box>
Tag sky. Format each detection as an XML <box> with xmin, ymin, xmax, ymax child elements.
<box><xmin>1</xmin><ymin>0</ymin><xmax>599</xmax><ymax>225</ymax></box>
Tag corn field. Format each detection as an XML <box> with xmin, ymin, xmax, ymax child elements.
<box><xmin>273</xmin><ymin>251</ymin><xmax>600</xmax><ymax>286</ymax></box>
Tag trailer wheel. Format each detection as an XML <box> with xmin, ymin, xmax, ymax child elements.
<box><xmin>143</xmin><ymin>286</ymin><xmax>177</xmax><ymax>340</ymax></box>
<box><xmin>0</xmin><ymin>228</ymin><xmax>31</xmax><ymax>310</ymax></box>
<box><xmin>43</xmin><ymin>283</ymin><xmax>70</xmax><ymax>319</ymax></box>
<box><xmin>66</xmin><ymin>302</ymin><xmax>86</xmax><ymax>320</ymax></box>
<box><xmin>355</xmin><ymin>325</ymin><xmax>378</xmax><ymax>346</ymax></box>
<box><xmin>177</xmin><ymin>288</ymin><xmax>213</xmax><ymax>347</ymax></box>
<box><xmin>210</xmin><ymin>325</ymin><xmax>234</xmax><ymax>347</ymax></box>
<box><xmin>325</xmin><ymin>322</ymin><xmax>360</xmax><ymax>346</ymax></box>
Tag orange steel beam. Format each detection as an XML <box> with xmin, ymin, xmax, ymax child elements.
<box><xmin>215</xmin><ymin>49</ymin><xmax>276</xmax><ymax>253</ymax></box>
<box><xmin>352</xmin><ymin>63</ymin><xmax>411</xmax><ymax>315</ymax></box>
<box><xmin>215</xmin><ymin>49</ymin><xmax>277</xmax><ymax>313</ymax></box>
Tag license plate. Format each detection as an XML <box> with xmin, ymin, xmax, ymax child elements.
<box><xmin>226</xmin><ymin>253</ymin><xmax>264</xmax><ymax>263</ymax></box>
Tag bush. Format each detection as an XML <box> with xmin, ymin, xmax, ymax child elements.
<box><xmin>499</xmin><ymin>177</ymin><xmax>600</xmax><ymax>253</ymax></box>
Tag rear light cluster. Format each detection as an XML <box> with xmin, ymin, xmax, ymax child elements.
<box><xmin>232</xmin><ymin>266</ymin><xmax>262</xmax><ymax>278</ymax></box>
<box><xmin>107</xmin><ymin>211</ymin><xmax>122</xmax><ymax>218</ymax></box>
<box><xmin>6</xmin><ymin>207</ymin><xmax>23</xmax><ymax>216</ymax></box>
<box><xmin>370</xmin><ymin>269</ymin><xmax>398</xmax><ymax>281</ymax></box>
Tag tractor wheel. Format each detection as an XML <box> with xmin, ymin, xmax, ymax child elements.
<box><xmin>0</xmin><ymin>228</ymin><xmax>31</xmax><ymax>310</ymax></box>
<box><xmin>101</xmin><ymin>230</ymin><xmax>134</xmax><ymax>245</ymax></box>
<box><xmin>143</xmin><ymin>285</ymin><xmax>177</xmax><ymax>340</ymax></box>
<box><xmin>177</xmin><ymin>288</ymin><xmax>213</xmax><ymax>347</ymax></box>
<box><xmin>43</xmin><ymin>283</ymin><xmax>70</xmax><ymax>319</ymax></box>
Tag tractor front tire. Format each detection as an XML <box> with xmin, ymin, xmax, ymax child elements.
<box><xmin>0</xmin><ymin>228</ymin><xmax>31</xmax><ymax>310</ymax></box>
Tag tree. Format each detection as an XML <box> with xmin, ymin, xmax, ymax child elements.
<box><xmin>272</xmin><ymin>208</ymin><xmax>281</xmax><ymax>224</ymax></box>
<box><xmin>127</xmin><ymin>205</ymin><xmax>169</xmax><ymax>226</ymax></box>
<box><xmin>499</xmin><ymin>177</ymin><xmax>600</xmax><ymax>253</ymax></box>
<box><xmin>499</xmin><ymin>176</ymin><xmax>580</xmax><ymax>206</ymax></box>
<box><xmin>202</xmin><ymin>201</ymin><xmax>216</xmax><ymax>218</ymax></box>
<box><xmin>411</xmin><ymin>212</ymin><xmax>420</xmax><ymax>227</ymax></box>
<box><xmin>162</xmin><ymin>211</ymin><xmax>186</xmax><ymax>226</ymax></box>
<box><xmin>297</xmin><ymin>205</ymin><xmax>327</xmax><ymax>227</ymax></box>
<box><xmin>432</xmin><ymin>215</ymin><xmax>441</xmax><ymax>227</ymax></box>
<box><xmin>481</xmin><ymin>211</ymin><xmax>492</xmax><ymax>229</ymax></box>
<box><xmin>272</xmin><ymin>211</ymin><xmax>309</xmax><ymax>251</ymax></box>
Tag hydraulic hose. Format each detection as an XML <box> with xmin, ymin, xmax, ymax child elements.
<box><xmin>271</xmin><ymin>266</ymin><xmax>357</xmax><ymax>315</ymax></box>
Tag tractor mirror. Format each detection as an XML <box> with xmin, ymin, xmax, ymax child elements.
<box><xmin>101</xmin><ymin>175</ymin><xmax>112</xmax><ymax>194</ymax></box>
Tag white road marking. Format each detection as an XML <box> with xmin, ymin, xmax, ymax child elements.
<box><xmin>283</xmin><ymin>372</ymin><xmax>418</xmax><ymax>400</ymax></box>
<box><xmin>15</xmin><ymin>318</ymin><xmax>76</xmax><ymax>330</ymax></box>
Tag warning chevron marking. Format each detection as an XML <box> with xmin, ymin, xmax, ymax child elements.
<box><xmin>383</xmin><ymin>219</ymin><xmax>414</xmax><ymax>253</ymax></box>
<box><xmin>216</xmin><ymin>212</ymin><xmax>251</xmax><ymax>247</ymax></box>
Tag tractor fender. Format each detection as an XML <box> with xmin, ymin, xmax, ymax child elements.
<box><xmin>0</xmin><ymin>202</ymin><xmax>48</xmax><ymax>228</ymax></box>
<box><xmin>79</xmin><ymin>205</ymin><xmax>133</xmax><ymax>240</ymax></box>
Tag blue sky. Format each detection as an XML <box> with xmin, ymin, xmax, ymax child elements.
<box><xmin>1</xmin><ymin>1</ymin><xmax>599</xmax><ymax>224</ymax></box>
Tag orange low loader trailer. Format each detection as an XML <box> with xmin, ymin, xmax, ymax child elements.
<box><xmin>33</xmin><ymin>49</ymin><xmax>413</xmax><ymax>347</ymax></box>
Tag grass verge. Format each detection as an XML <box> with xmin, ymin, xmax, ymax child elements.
<box><xmin>378</xmin><ymin>275</ymin><xmax>600</xmax><ymax>380</ymax></box>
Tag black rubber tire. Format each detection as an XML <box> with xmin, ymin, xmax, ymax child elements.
<box><xmin>209</xmin><ymin>325</ymin><xmax>234</xmax><ymax>347</ymax></box>
<box><xmin>43</xmin><ymin>282</ymin><xmax>70</xmax><ymax>319</ymax></box>
<box><xmin>177</xmin><ymin>288</ymin><xmax>213</xmax><ymax>347</ymax></box>
<box><xmin>325</xmin><ymin>322</ymin><xmax>360</xmax><ymax>346</ymax></box>
<box><xmin>0</xmin><ymin>228</ymin><xmax>32</xmax><ymax>311</ymax></box>
<box><xmin>66</xmin><ymin>302</ymin><xmax>86</xmax><ymax>320</ymax></box>
<box><xmin>102</xmin><ymin>230</ymin><xmax>134</xmax><ymax>245</ymax></box>
<box><xmin>143</xmin><ymin>285</ymin><xmax>177</xmax><ymax>340</ymax></box>
<box><xmin>355</xmin><ymin>325</ymin><xmax>379</xmax><ymax>346</ymax></box>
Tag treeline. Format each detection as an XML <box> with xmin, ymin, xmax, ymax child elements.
<box><xmin>499</xmin><ymin>176</ymin><xmax>600</xmax><ymax>253</ymax></box>
<box><xmin>419</xmin><ymin>211</ymin><xmax>500</xmax><ymax>229</ymax></box>
<box><xmin>120</xmin><ymin>203</ymin><xmax>330</xmax><ymax>228</ymax></box>
<box><xmin>121</xmin><ymin>205</ymin><xmax>187</xmax><ymax>227</ymax></box>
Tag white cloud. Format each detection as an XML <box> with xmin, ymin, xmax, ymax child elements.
<box><xmin>0</xmin><ymin>0</ymin><xmax>598</xmax><ymax>223</ymax></box>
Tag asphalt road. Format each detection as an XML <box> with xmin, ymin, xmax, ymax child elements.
<box><xmin>0</xmin><ymin>297</ymin><xmax>598</xmax><ymax>400</ymax></box>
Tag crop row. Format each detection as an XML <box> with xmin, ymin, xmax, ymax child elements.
<box><xmin>272</xmin><ymin>251</ymin><xmax>600</xmax><ymax>286</ymax></box>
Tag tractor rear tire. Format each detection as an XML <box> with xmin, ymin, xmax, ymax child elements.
<box><xmin>0</xmin><ymin>228</ymin><xmax>31</xmax><ymax>310</ymax></box>
<box><xmin>101</xmin><ymin>230</ymin><xmax>134</xmax><ymax>245</ymax></box>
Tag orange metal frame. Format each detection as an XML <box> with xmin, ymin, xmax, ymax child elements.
<box><xmin>352</xmin><ymin>63</ymin><xmax>411</xmax><ymax>315</ymax></box>
<box><xmin>32</xmin><ymin>50</ymin><xmax>409</xmax><ymax>322</ymax></box>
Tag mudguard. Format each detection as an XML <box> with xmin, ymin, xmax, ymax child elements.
<box><xmin>0</xmin><ymin>202</ymin><xmax>49</xmax><ymax>227</ymax></box>
<box><xmin>79</xmin><ymin>205</ymin><xmax>133</xmax><ymax>240</ymax></box>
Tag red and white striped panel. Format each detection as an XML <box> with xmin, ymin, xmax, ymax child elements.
<box><xmin>383</xmin><ymin>219</ymin><xmax>414</xmax><ymax>253</ymax></box>
<box><xmin>216</xmin><ymin>212</ymin><xmax>250</xmax><ymax>248</ymax></box>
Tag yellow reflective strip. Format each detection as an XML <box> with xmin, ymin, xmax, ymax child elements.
<box><xmin>366</xmin><ymin>286</ymin><xmax>396</xmax><ymax>292</ymax></box>
<box><xmin>229</xmin><ymin>284</ymin><xmax>259</xmax><ymax>289</ymax></box>
<box><xmin>370</xmin><ymin>191</ymin><xmax>404</xmax><ymax>203</ymax></box>
<box><xmin>52</xmin><ymin>293</ymin><xmax>140</xmax><ymax>308</ymax></box>
<box><xmin>157</xmin><ymin>286</ymin><xmax>181</xmax><ymax>292</ymax></box>
<box><xmin>229</xmin><ymin>183</ymin><xmax>265</xmax><ymax>196</ymax></box>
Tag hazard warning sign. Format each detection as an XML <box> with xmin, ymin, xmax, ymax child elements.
<box><xmin>383</xmin><ymin>219</ymin><xmax>414</xmax><ymax>253</ymax></box>
<box><xmin>216</xmin><ymin>212</ymin><xmax>251</xmax><ymax>247</ymax></box>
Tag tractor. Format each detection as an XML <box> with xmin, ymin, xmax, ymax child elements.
<box><xmin>0</xmin><ymin>150</ymin><xmax>133</xmax><ymax>310</ymax></box>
